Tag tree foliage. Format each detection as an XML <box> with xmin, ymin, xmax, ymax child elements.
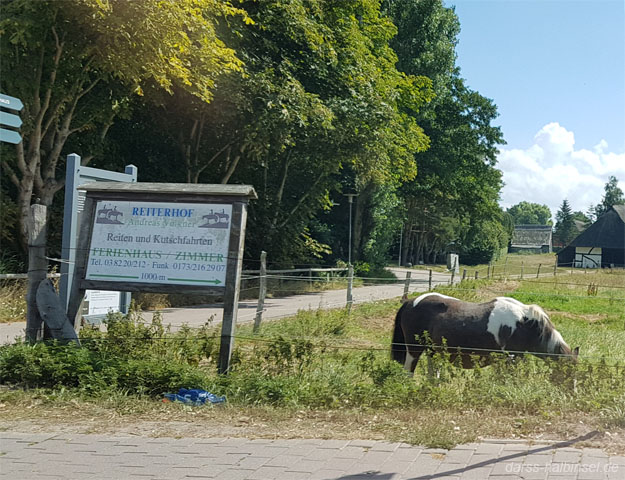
<box><xmin>0</xmin><ymin>0</ymin><xmax>247</xmax><ymax>252</ymax></box>
<box><xmin>506</xmin><ymin>202</ymin><xmax>552</xmax><ymax>226</ymax></box>
<box><xmin>1</xmin><ymin>0</ymin><xmax>509</xmax><ymax>271</ymax></box>
<box><xmin>554</xmin><ymin>199</ymin><xmax>577</xmax><ymax>245</ymax></box>
<box><xmin>593</xmin><ymin>175</ymin><xmax>625</xmax><ymax>218</ymax></box>
<box><xmin>383</xmin><ymin>0</ymin><xmax>506</xmax><ymax>265</ymax></box>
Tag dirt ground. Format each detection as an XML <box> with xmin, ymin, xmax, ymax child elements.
<box><xmin>1</xmin><ymin>400</ymin><xmax>623</xmax><ymax>454</ymax></box>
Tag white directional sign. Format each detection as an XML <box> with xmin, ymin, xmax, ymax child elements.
<box><xmin>0</xmin><ymin>93</ymin><xmax>24</xmax><ymax>145</ymax></box>
<box><xmin>0</xmin><ymin>129</ymin><xmax>21</xmax><ymax>144</ymax></box>
<box><xmin>0</xmin><ymin>111</ymin><xmax>22</xmax><ymax>128</ymax></box>
<box><xmin>86</xmin><ymin>201</ymin><xmax>232</xmax><ymax>286</ymax></box>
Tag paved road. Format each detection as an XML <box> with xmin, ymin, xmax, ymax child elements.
<box><xmin>0</xmin><ymin>268</ymin><xmax>452</xmax><ymax>343</ymax></box>
<box><xmin>1</xmin><ymin>432</ymin><xmax>622</xmax><ymax>479</ymax></box>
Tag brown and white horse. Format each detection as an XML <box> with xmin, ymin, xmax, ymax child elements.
<box><xmin>391</xmin><ymin>293</ymin><xmax>579</xmax><ymax>373</ymax></box>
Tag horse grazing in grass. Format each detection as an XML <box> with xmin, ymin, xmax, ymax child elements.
<box><xmin>392</xmin><ymin>293</ymin><xmax>579</xmax><ymax>373</ymax></box>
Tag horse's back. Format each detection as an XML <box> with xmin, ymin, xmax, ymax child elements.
<box><xmin>403</xmin><ymin>293</ymin><xmax>499</xmax><ymax>349</ymax></box>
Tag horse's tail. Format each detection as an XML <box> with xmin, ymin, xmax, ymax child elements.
<box><xmin>391</xmin><ymin>301</ymin><xmax>409</xmax><ymax>365</ymax></box>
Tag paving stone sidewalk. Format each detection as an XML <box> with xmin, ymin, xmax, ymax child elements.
<box><xmin>1</xmin><ymin>433</ymin><xmax>623</xmax><ymax>480</ymax></box>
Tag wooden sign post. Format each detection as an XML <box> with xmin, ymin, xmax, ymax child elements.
<box><xmin>66</xmin><ymin>183</ymin><xmax>257</xmax><ymax>374</ymax></box>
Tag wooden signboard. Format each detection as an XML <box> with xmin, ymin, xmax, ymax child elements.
<box><xmin>67</xmin><ymin>182</ymin><xmax>257</xmax><ymax>374</ymax></box>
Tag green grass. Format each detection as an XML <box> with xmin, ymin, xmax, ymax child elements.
<box><xmin>1</xmin><ymin>261</ymin><xmax>623</xmax><ymax>448</ymax></box>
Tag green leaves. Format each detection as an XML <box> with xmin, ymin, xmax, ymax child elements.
<box><xmin>507</xmin><ymin>202</ymin><xmax>553</xmax><ymax>226</ymax></box>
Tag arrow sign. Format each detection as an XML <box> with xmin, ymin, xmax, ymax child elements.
<box><xmin>0</xmin><ymin>111</ymin><xmax>22</xmax><ymax>128</ymax></box>
<box><xmin>167</xmin><ymin>277</ymin><xmax>223</xmax><ymax>285</ymax></box>
<box><xmin>0</xmin><ymin>128</ymin><xmax>22</xmax><ymax>144</ymax></box>
<box><xmin>0</xmin><ymin>93</ymin><xmax>24</xmax><ymax>112</ymax></box>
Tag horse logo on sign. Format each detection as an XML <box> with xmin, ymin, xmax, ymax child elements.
<box><xmin>96</xmin><ymin>204</ymin><xmax>124</xmax><ymax>225</ymax></box>
<box><xmin>199</xmin><ymin>209</ymin><xmax>230</xmax><ymax>229</ymax></box>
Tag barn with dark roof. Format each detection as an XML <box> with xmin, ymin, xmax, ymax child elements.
<box><xmin>557</xmin><ymin>205</ymin><xmax>625</xmax><ymax>268</ymax></box>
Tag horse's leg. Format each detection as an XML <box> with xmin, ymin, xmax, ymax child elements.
<box><xmin>403</xmin><ymin>347</ymin><xmax>422</xmax><ymax>375</ymax></box>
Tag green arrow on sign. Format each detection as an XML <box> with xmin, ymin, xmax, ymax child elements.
<box><xmin>0</xmin><ymin>128</ymin><xmax>22</xmax><ymax>145</ymax></box>
<box><xmin>0</xmin><ymin>111</ymin><xmax>22</xmax><ymax>128</ymax></box>
<box><xmin>167</xmin><ymin>278</ymin><xmax>223</xmax><ymax>284</ymax></box>
<box><xmin>0</xmin><ymin>93</ymin><xmax>24</xmax><ymax>111</ymax></box>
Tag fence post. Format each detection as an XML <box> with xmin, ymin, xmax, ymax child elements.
<box><xmin>492</xmin><ymin>265</ymin><xmax>496</xmax><ymax>279</ymax></box>
<box><xmin>347</xmin><ymin>264</ymin><xmax>354</xmax><ymax>311</ymax></box>
<box><xmin>475</xmin><ymin>271</ymin><xmax>478</xmax><ymax>280</ymax></box>
<box><xmin>450</xmin><ymin>269</ymin><xmax>455</xmax><ymax>285</ymax></box>
<box><xmin>26</xmin><ymin>203</ymin><xmax>48</xmax><ymax>343</ymax></box>
<box><xmin>487</xmin><ymin>262</ymin><xmax>492</xmax><ymax>279</ymax></box>
<box><xmin>403</xmin><ymin>271</ymin><xmax>411</xmax><ymax>299</ymax></box>
<box><xmin>462</xmin><ymin>269</ymin><xmax>467</xmax><ymax>282</ymax></box>
<box><xmin>536</xmin><ymin>263</ymin><xmax>542</xmax><ymax>278</ymax></box>
<box><xmin>253</xmin><ymin>251</ymin><xmax>267</xmax><ymax>333</ymax></box>
<box><xmin>309</xmin><ymin>267</ymin><xmax>313</xmax><ymax>290</ymax></box>
<box><xmin>520</xmin><ymin>261</ymin><xmax>524</xmax><ymax>280</ymax></box>
<box><xmin>553</xmin><ymin>259</ymin><xmax>557</xmax><ymax>276</ymax></box>
<box><xmin>428</xmin><ymin>269</ymin><xmax>432</xmax><ymax>290</ymax></box>
<box><xmin>504</xmin><ymin>257</ymin><xmax>508</xmax><ymax>276</ymax></box>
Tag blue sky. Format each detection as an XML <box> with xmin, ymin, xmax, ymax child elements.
<box><xmin>445</xmin><ymin>0</ymin><xmax>625</xmax><ymax>216</ymax></box>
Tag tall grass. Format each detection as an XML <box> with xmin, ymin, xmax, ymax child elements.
<box><xmin>0</xmin><ymin>262</ymin><xmax>623</xmax><ymax>447</ymax></box>
<box><xmin>0</xmin><ymin>279</ymin><xmax>26</xmax><ymax>323</ymax></box>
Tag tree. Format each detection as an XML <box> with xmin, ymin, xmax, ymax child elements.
<box><xmin>200</xmin><ymin>0</ymin><xmax>432</xmax><ymax>263</ymax></box>
<box><xmin>506</xmin><ymin>202</ymin><xmax>552</xmax><ymax>225</ymax></box>
<box><xmin>554</xmin><ymin>199</ymin><xmax>577</xmax><ymax>245</ymax></box>
<box><xmin>381</xmin><ymin>0</ymin><xmax>506</xmax><ymax>266</ymax></box>
<box><xmin>594</xmin><ymin>175</ymin><xmax>625</xmax><ymax>218</ymax></box>
<box><xmin>0</xmin><ymin>0</ymin><xmax>248</xmax><ymax>253</ymax></box>
<box><xmin>462</xmin><ymin>209</ymin><xmax>510</xmax><ymax>265</ymax></box>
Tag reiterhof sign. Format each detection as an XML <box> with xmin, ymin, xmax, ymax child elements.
<box><xmin>67</xmin><ymin>183</ymin><xmax>257</xmax><ymax>373</ymax></box>
<box><xmin>86</xmin><ymin>201</ymin><xmax>232</xmax><ymax>286</ymax></box>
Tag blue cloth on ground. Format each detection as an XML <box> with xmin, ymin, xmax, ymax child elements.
<box><xmin>163</xmin><ymin>388</ymin><xmax>226</xmax><ymax>405</ymax></box>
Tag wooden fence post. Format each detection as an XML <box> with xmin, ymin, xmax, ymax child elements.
<box><xmin>504</xmin><ymin>257</ymin><xmax>508</xmax><ymax>276</ymax></box>
<box><xmin>520</xmin><ymin>261</ymin><xmax>524</xmax><ymax>280</ymax></box>
<box><xmin>487</xmin><ymin>262</ymin><xmax>491</xmax><ymax>279</ymax></box>
<box><xmin>536</xmin><ymin>263</ymin><xmax>542</xmax><ymax>278</ymax></box>
<box><xmin>450</xmin><ymin>269</ymin><xmax>455</xmax><ymax>285</ymax></box>
<box><xmin>25</xmin><ymin>203</ymin><xmax>48</xmax><ymax>343</ymax></box>
<box><xmin>492</xmin><ymin>265</ymin><xmax>496</xmax><ymax>279</ymax></box>
<box><xmin>218</xmin><ymin>201</ymin><xmax>248</xmax><ymax>375</ymax></box>
<box><xmin>475</xmin><ymin>271</ymin><xmax>478</xmax><ymax>280</ymax></box>
<box><xmin>253</xmin><ymin>251</ymin><xmax>267</xmax><ymax>333</ymax></box>
<box><xmin>403</xmin><ymin>271</ymin><xmax>411</xmax><ymax>299</ymax></box>
<box><xmin>462</xmin><ymin>269</ymin><xmax>467</xmax><ymax>282</ymax></box>
<box><xmin>553</xmin><ymin>259</ymin><xmax>557</xmax><ymax>276</ymax></box>
<box><xmin>347</xmin><ymin>264</ymin><xmax>354</xmax><ymax>311</ymax></box>
<box><xmin>428</xmin><ymin>269</ymin><xmax>433</xmax><ymax>290</ymax></box>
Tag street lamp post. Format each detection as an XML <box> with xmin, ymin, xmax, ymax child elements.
<box><xmin>344</xmin><ymin>193</ymin><xmax>357</xmax><ymax>265</ymax></box>
<box><xmin>398</xmin><ymin>223</ymin><xmax>403</xmax><ymax>267</ymax></box>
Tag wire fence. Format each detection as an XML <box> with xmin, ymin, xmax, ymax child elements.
<box><xmin>67</xmin><ymin>331</ymin><xmax>625</xmax><ymax>368</ymax></box>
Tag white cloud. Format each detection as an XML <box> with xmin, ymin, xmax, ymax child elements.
<box><xmin>498</xmin><ymin>122</ymin><xmax>625</xmax><ymax>219</ymax></box>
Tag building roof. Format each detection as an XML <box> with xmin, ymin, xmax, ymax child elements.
<box><xmin>511</xmin><ymin>225</ymin><xmax>553</xmax><ymax>248</ymax></box>
<box><xmin>573</xmin><ymin>219</ymin><xmax>587</xmax><ymax>232</ymax></box>
<box><xmin>567</xmin><ymin>205</ymin><xmax>625</xmax><ymax>249</ymax></box>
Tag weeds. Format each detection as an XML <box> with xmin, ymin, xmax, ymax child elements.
<box><xmin>0</xmin><ymin>280</ymin><xmax>26</xmax><ymax>323</ymax></box>
<box><xmin>0</xmin><ymin>261</ymin><xmax>623</xmax><ymax>449</ymax></box>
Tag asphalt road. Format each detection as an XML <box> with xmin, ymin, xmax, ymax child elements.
<box><xmin>0</xmin><ymin>268</ymin><xmax>452</xmax><ymax>343</ymax></box>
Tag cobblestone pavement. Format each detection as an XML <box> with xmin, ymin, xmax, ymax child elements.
<box><xmin>1</xmin><ymin>433</ymin><xmax>623</xmax><ymax>480</ymax></box>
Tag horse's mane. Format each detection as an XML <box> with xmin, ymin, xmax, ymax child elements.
<box><xmin>525</xmin><ymin>304</ymin><xmax>555</xmax><ymax>340</ymax></box>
